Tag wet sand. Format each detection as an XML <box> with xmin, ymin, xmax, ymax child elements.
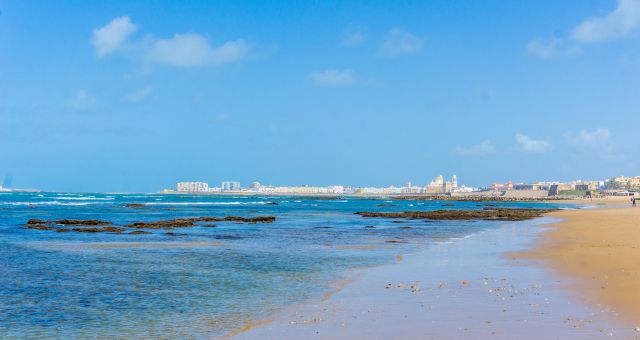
<box><xmin>516</xmin><ymin>204</ymin><xmax>640</xmax><ymax>327</ymax></box>
<box><xmin>233</xmin><ymin>218</ymin><xmax>636</xmax><ymax>339</ymax></box>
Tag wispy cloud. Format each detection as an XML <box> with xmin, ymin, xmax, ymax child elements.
<box><xmin>341</xmin><ymin>26</ymin><xmax>367</xmax><ymax>46</ymax></box>
<box><xmin>90</xmin><ymin>16</ymin><xmax>139</xmax><ymax>57</ymax></box>
<box><xmin>67</xmin><ymin>90</ymin><xmax>96</xmax><ymax>111</ymax></box>
<box><xmin>527</xmin><ymin>0</ymin><xmax>640</xmax><ymax>59</ymax></box>
<box><xmin>573</xmin><ymin>0</ymin><xmax>640</xmax><ymax>43</ymax></box>
<box><xmin>146</xmin><ymin>34</ymin><xmax>249</xmax><ymax>67</ymax></box>
<box><xmin>455</xmin><ymin>140</ymin><xmax>495</xmax><ymax>156</ymax></box>
<box><xmin>378</xmin><ymin>28</ymin><xmax>423</xmax><ymax>57</ymax></box>
<box><xmin>309</xmin><ymin>69</ymin><xmax>356</xmax><ymax>86</ymax></box>
<box><xmin>564</xmin><ymin>128</ymin><xmax>612</xmax><ymax>151</ymax></box>
<box><xmin>126</xmin><ymin>85</ymin><xmax>153</xmax><ymax>102</ymax></box>
<box><xmin>91</xmin><ymin>17</ymin><xmax>249</xmax><ymax>68</ymax></box>
<box><xmin>515</xmin><ymin>133</ymin><xmax>552</xmax><ymax>153</ymax></box>
<box><xmin>525</xmin><ymin>37</ymin><xmax>580</xmax><ymax>59</ymax></box>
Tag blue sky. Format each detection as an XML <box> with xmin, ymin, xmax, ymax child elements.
<box><xmin>1</xmin><ymin>0</ymin><xmax>639</xmax><ymax>192</ymax></box>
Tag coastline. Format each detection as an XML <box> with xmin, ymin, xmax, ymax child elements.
<box><xmin>514</xmin><ymin>201</ymin><xmax>640</xmax><ymax>327</ymax></box>
<box><xmin>233</xmin><ymin>214</ymin><xmax>635</xmax><ymax>339</ymax></box>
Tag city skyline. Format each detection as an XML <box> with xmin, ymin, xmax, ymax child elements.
<box><xmin>1</xmin><ymin>1</ymin><xmax>639</xmax><ymax>192</ymax></box>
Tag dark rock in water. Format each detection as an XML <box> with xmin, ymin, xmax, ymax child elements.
<box><xmin>376</xmin><ymin>204</ymin><xmax>396</xmax><ymax>207</ymax></box>
<box><xmin>26</xmin><ymin>219</ymin><xmax>48</xmax><ymax>225</ymax></box>
<box><xmin>68</xmin><ymin>226</ymin><xmax>125</xmax><ymax>233</ymax></box>
<box><xmin>214</xmin><ymin>235</ymin><xmax>243</xmax><ymax>240</ymax></box>
<box><xmin>123</xmin><ymin>203</ymin><xmax>146</xmax><ymax>208</ymax></box>
<box><xmin>128</xmin><ymin>230</ymin><xmax>151</xmax><ymax>235</ymax></box>
<box><xmin>313</xmin><ymin>226</ymin><xmax>333</xmax><ymax>229</ymax></box>
<box><xmin>364</xmin><ymin>225</ymin><xmax>376</xmax><ymax>229</ymax></box>
<box><xmin>24</xmin><ymin>224</ymin><xmax>53</xmax><ymax>231</ymax></box>
<box><xmin>265</xmin><ymin>202</ymin><xmax>278</xmax><ymax>205</ymax></box>
<box><xmin>385</xmin><ymin>240</ymin><xmax>408</xmax><ymax>243</ymax></box>
<box><xmin>164</xmin><ymin>232</ymin><xmax>187</xmax><ymax>236</ymax></box>
<box><xmin>125</xmin><ymin>216</ymin><xmax>276</xmax><ymax>229</ymax></box>
<box><xmin>127</xmin><ymin>219</ymin><xmax>195</xmax><ymax>229</ymax></box>
<box><xmin>200</xmin><ymin>224</ymin><xmax>217</xmax><ymax>228</ymax></box>
<box><xmin>54</xmin><ymin>228</ymin><xmax>73</xmax><ymax>233</ymax></box>
<box><xmin>193</xmin><ymin>216</ymin><xmax>276</xmax><ymax>224</ymax></box>
<box><xmin>392</xmin><ymin>220</ymin><xmax>404</xmax><ymax>223</ymax></box>
<box><xmin>55</xmin><ymin>219</ymin><xmax>112</xmax><ymax>226</ymax></box>
<box><xmin>398</xmin><ymin>226</ymin><xmax>414</xmax><ymax>229</ymax></box>
<box><xmin>356</xmin><ymin>208</ymin><xmax>555</xmax><ymax>221</ymax></box>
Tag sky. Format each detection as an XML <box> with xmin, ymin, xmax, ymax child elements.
<box><xmin>1</xmin><ymin>0</ymin><xmax>639</xmax><ymax>192</ymax></box>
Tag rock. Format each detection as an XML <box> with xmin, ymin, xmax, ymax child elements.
<box><xmin>200</xmin><ymin>224</ymin><xmax>217</xmax><ymax>228</ymax></box>
<box><xmin>128</xmin><ymin>230</ymin><xmax>151</xmax><ymax>235</ymax></box>
<box><xmin>59</xmin><ymin>226</ymin><xmax>125</xmax><ymax>233</ymax></box>
<box><xmin>265</xmin><ymin>202</ymin><xmax>278</xmax><ymax>205</ymax></box>
<box><xmin>127</xmin><ymin>219</ymin><xmax>196</xmax><ymax>229</ymax></box>
<box><xmin>24</xmin><ymin>224</ymin><xmax>53</xmax><ymax>231</ymax></box>
<box><xmin>398</xmin><ymin>226</ymin><xmax>413</xmax><ymax>229</ymax></box>
<box><xmin>164</xmin><ymin>232</ymin><xmax>187</xmax><ymax>236</ymax></box>
<box><xmin>385</xmin><ymin>240</ymin><xmax>408</xmax><ymax>244</ymax></box>
<box><xmin>376</xmin><ymin>204</ymin><xmax>396</xmax><ymax>207</ymax></box>
<box><xmin>364</xmin><ymin>225</ymin><xmax>376</xmax><ymax>229</ymax></box>
<box><xmin>355</xmin><ymin>208</ymin><xmax>555</xmax><ymax>221</ymax></box>
<box><xmin>55</xmin><ymin>219</ymin><xmax>112</xmax><ymax>226</ymax></box>
<box><xmin>123</xmin><ymin>203</ymin><xmax>146</xmax><ymax>208</ymax></box>
<box><xmin>313</xmin><ymin>226</ymin><xmax>333</xmax><ymax>229</ymax></box>
<box><xmin>26</xmin><ymin>219</ymin><xmax>48</xmax><ymax>225</ymax></box>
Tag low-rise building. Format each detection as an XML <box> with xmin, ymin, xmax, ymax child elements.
<box><xmin>177</xmin><ymin>182</ymin><xmax>209</xmax><ymax>192</ymax></box>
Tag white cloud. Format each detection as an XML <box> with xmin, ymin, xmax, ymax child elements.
<box><xmin>126</xmin><ymin>85</ymin><xmax>153</xmax><ymax>102</ymax></box>
<box><xmin>341</xmin><ymin>26</ymin><xmax>366</xmax><ymax>46</ymax></box>
<box><xmin>573</xmin><ymin>0</ymin><xmax>640</xmax><ymax>43</ymax></box>
<box><xmin>564</xmin><ymin>128</ymin><xmax>612</xmax><ymax>150</ymax></box>
<box><xmin>525</xmin><ymin>37</ymin><xmax>580</xmax><ymax>59</ymax></box>
<box><xmin>146</xmin><ymin>33</ymin><xmax>249</xmax><ymax>67</ymax></box>
<box><xmin>515</xmin><ymin>133</ymin><xmax>552</xmax><ymax>153</ymax></box>
<box><xmin>527</xmin><ymin>0</ymin><xmax>640</xmax><ymax>59</ymax></box>
<box><xmin>90</xmin><ymin>16</ymin><xmax>139</xmax><ymax>57</ymax></box>
<box><xmin>67</xmin><ymin>90</ymin><xmax>96</xmax><ymax>111</ymax></box>
<box><xmin>309</xmin><ymin>69</ymin><xmax>356</xmax><ymax>86</ymax></box>
<box><xmin>378</xmin><ymin>28</ymin><xmax>423</xmax><ymax>57</ymax></box>
<box><xmin>455</xmin><ymin>140</ymin><xmax>496</xmax><ymax>156</ymax></box>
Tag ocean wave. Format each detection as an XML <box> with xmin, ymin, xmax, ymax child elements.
<box><xmin>55</xmin><ymin>196</ymin><xmax>115</xmax><ymax>201</ymax></box>
<box><xmin>1</xmin><ymin>201</ymin><xmax>100</xmax><ymax>206</ymax></box>
<box><xmin>143</xmin><ymin>201</ymin><xmax>270</xmax><ymax>206</ymax></box>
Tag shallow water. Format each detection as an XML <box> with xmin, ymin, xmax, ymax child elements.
<box><xmin>0</xmin><ymin>192</ymin><xmax>569</xmax><ymax>338</ymax></box>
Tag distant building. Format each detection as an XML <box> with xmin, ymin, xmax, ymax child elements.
<box><xmin>221</xmin><ymin>181</ymin><xmax>241</xmax><ymax>191</ymax></box>
<box><xmin>177</xmin><ymin>182</ymin><xmax>209</xmax><ymax>192</ymax></box>
<box><xmin>425</xmin><ymin>175</ymin><xmax>458</xmax><ymax>194</ymax></box>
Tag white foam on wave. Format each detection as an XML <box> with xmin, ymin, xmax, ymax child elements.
<box><xmin>2</xmin><ymin>201</ymin><xmax>99</xmax><ymax>206</ymax></box>
<box><xmin>56</xmin><ymin>196</ymin><xmax>115</xmax><ymax>201</ymax></box>
<box><xmin>144</xmin><ymin>201</ymin><xmax>269</xmax><ymax>206</ymax></box>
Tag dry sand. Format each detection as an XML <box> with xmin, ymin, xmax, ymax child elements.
<box><xmin>516</xmin><ymin>202</ymin><xmax>640</xmax><ymax>327</ymax></box>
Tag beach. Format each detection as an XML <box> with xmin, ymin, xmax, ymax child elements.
<box><xmin>516</xmin><ymin>200</ymin><xmax>640</xmax><ymax>327</ymax></box>
<box><xmin>235</xmin><ymin>201</ymin><xmax>640</xmax><ymax>339</ymax></box>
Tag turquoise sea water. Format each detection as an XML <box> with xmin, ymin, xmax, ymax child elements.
<box><xmin>0</xmin><ymin>192</ymin><xmax>569</xmax><ymax>338</ymax></box>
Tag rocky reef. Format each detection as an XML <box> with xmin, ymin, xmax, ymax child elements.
<box><xmin>23</xmin><ymin>215</ymin><xmax>276</xmax><ymax>233</ymax></box>
<box><xmin>355</xmin><ymin>208</ymin><xmax>555</xmax><ymax>221</ymax></box>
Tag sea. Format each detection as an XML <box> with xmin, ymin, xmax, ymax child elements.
<box><xmin>0</xmin><ymin>192</ymin><xmax>570</xmax><ymax>338</ymax></box>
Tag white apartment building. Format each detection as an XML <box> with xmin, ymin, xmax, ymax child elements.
<box><xmin>176</xmin><ymin>182</ymin><xmax>209</xmax><ymax>192</ymax></box>
<box><xmin>221</xmin><ymin>181</ymin><xmax>241</xmax><ymax>191</ymax></box>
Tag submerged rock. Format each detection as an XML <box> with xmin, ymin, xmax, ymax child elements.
<box><xmin>128</xmin><ymin>230</ymin><xmax>152</xmax><ymax>235</ymax></box>
<box><xmin>24</xmin><ymin>224</ymin><xmax>53</xmax><ymax>231</ymax></box>
<box><xmin>26</xmin><ymin>219</ymin><xmax>113</xmax><ymax>226</ymax></box>
<box><xmin>123</xmin><ymin>203</ymin><xmax>146</xmax><ymax>208</ymax></box>
<box><xmin>356</xmin><ymin>208</ymin><xmax>555</xmax><ymax>221</ymax></box>
<box><xmin>55</xmin><ymin>226</ymin><xmax>125</xmax><ymax>233</ymax></box>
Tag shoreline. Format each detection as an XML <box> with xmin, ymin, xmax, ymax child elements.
<box><xmin>514</xmin><ymin>202</ymin><xmax>640</xmax><ymax>327</ymax></box>
<box><xmin>232</xmin><ymin>214</ymin><xmax>635</xmax><ymax>338</ymax></box>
